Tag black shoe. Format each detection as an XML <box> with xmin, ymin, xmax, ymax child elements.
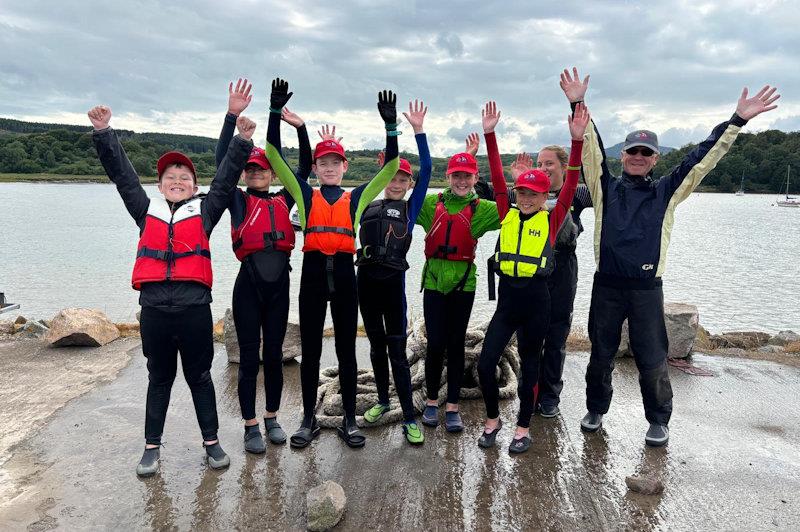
<box><xmin>477</xmin><ymin>420</ymin><xmax>502</xmax><ymax>449</ymax></box>
<box><xmin>265</xmin><ymin>417</ymin><xmax>287</xmax><ymax>445</ymax></box>
<box><xmin>580</xmin><ymin>412</ymin><xmax>603</xmax><ymax>432</ymax></box>
<box><xmin>136</xmin><ymin>447</ymin><xmax>160</xmax><ymax>477</ymax></box>
<box><xmin>539</xmin><ymin>404</ymin><xmax>560</xmax><ymax>418</ymax></box>
<box><xmin>509</xmin><ymin>435</ymin><xmax>531</xmax><ymax>454</ymax></box>
<box><xmin>645</xmin><ymin>423</ymin><xmax>669</xmax><ymax>447</ymax></box>
<box><xmin>243</xmin><ymin>424</ymin><xmax>266</xmax><ymax>454</ymax></box>
<box><xmin>204</xmin><ymin>441</ymin><xmax>230</xmax><ymax>470</ymax></box>
<box><xmin>337</xmin><ymin>417</ymin><xmax>366</xmax><ymax>448</ymax></box>
<box><xmin>290</xmin><ymin>416</ymin><xmax>320</xmax><ymax>449</ymax></box>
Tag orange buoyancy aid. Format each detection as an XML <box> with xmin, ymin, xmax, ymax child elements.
<box><xmin>423</xmin><ymin>194</ymin><xmax>479</xmax><ymax>261</ymax></box>
<box><xmin>132</xmin><ymin>197</ymin><xmax>212</xmax><ymax>289</ymax></box>
<box><xmin>302</xmin><ymin>188</ymin><xmax>356</xmax><ymax>255</ymax></box>
<box><xmin>231</xmin><ymin>192</ymin><xmax>295</xmax><ymax>261</ymax></box>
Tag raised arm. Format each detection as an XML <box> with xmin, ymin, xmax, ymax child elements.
<box><xmin>663</xmin><ymin>85</ymin><xmax>780</xmax><ymax>203</ymax></box>
<box><xmin>89</xmin><ymin>105</ymin><xmax>150</xmax><ymax>226</ymax></box>
<box><xmin>549</xmin><ymin>103</ymin><xmax>589</xmax><ymax>243</ymax></box>
<box><xmin>281</xmin><ymin>107</ymin><xmax>312</xmax><ymax>181</ymax></box>
<box><xmin>482</xmin><ymin>100</ymin><xmax>509</xmax><ymax>218</ymax></box>
<box><xmin>216</xmin><ymin>78</ymin><xmax>252</xmax><ymax>167</ymax></box>
<box><xmin>404</xmin><ymin>99</ymin><xmax>432</xmax><ymax>228</ymax></box>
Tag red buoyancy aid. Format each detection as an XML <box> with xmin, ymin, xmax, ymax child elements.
<box><xmin>132</xmin><ymin>197</ymin><xmax>212</xmax><ymax>289</ymax></box>
<box><xmin>302</xmin><ymin>189</ymin><xmax>356</xmax><ymax>255</ymax></box>
<box><xmin>423</xmin><ymin>194</ymin><xmax>479</xmax><ymax>261</ymax></box>
<box><xmin>231</xmin><ymin>192</ymin><xmax>295</xmax><ymax>261</ymax></box>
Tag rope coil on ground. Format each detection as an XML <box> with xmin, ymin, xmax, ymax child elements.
<box><xmin>314</xmin><ymin>319</ymin><xmax>521</xmax><ymax>428</ymax></box>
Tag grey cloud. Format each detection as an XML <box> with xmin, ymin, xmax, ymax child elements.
<box><xmin>433</xmin><ymin>32</ymin><xmax>464</xmax><ymax>58</ymax></box>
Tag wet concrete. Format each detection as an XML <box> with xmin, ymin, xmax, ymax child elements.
<box><xmin>1</xmin><ymin>338</ymin><xmax>799</xmax><ymax>530</ymax></box>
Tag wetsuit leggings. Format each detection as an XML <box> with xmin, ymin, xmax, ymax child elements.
<box><xmin>478</xmin><ymin>276</ymin><xmax>550</xmax><ymax>428</ymax></box>
<box><xmin>537</xmin><ymin>250</ymin><xmax>578</xmax><ymax>409</ymax></box>
<box><xmin>423</xmin><ymin>288</ymin><xmax>475</xmax><ymax>404</ymax></box>
<box><xmin>586</xmin><ymin>277</ymin><xmax>673</xmax><ymax>425</ymax></box>
<box><xmin>140</xmin><ymin>304</ymin><xmax>219</xmax><ymax>445</ymax></box>
<box><xmin>357</xmin><ymin>268</ymin><xmax>415</xmax><ymax>422</ymax></box>
<box><xmin>233</xmin><ymin>263</ymin><xmax>290</xmax><ymax>420</ymax></box>
<box><xmin>299</xmin><ymin>251</ymin><xmax>359</xmax><ymax>419</ymax></box>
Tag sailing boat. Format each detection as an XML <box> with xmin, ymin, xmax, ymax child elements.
<box><xmin>735</xmin><ymin>170</ymin><xmax>745</xmax><ymax>196</ymax></box>
<box><xmin>776</xmin><ymin>165</ymin><xmax>800</xmax><ymax>207</ymax></box>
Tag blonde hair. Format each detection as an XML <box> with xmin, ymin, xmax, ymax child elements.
<box><xmin>539</xmin><ymin>145</ymin><xmax>568</xmax><ymax>167</ymax></box>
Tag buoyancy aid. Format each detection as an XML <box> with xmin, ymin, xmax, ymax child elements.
<box><xmin>487</xmin><ymin>208</ymin><xmax>554</xmax><ymax>300</ymax></box>
<box><xmin>302</xmin><ymin>188</ymin><xmax>356</xmax><ymax>255</ymax></box>
<box><xmin>132</xmin><ymin>197</ymin><xmax>212</xmax><ymax>289</ymax></box>
<box><xmin>231</xmin><ymin>192</ymin><xmax>295</xmax><ymax>260</ymax></box>
<box><xmin>423</xmin><ymin>194</ymin><xmax>478</xmax><ymax>261</ymax></box>
<box><xmin>356</xmin><ymin>199</ymin><xmax>411</xmax><ymax>271</ymax></box>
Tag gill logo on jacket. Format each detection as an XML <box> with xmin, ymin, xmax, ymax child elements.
<box><xmin>642</xmin><ymin>264</ymin><xmax>654</xmax><ymax>271</ymax></box>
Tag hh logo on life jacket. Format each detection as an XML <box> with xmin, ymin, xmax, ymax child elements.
<box><xmin>386</xmin><ymin>208</ymin><xmax>401</xmax><ymax>218</ymax></box>
<box><xmin>528</xmin><ymin>229</ymin><xmax>541</xmax><ymax>237</ymax></box>
<box><xmin>642</xmin><ymin>264</ymin><xmax>654</xmax><ymax>271</ymax></box>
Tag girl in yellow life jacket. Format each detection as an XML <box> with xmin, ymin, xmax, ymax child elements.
<box><xmin>476</xmin><ymin>103</ymin><xmax>590</xmax><ymax>454</ymax></box>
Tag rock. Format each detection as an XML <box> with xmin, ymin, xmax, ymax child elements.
<box><xmin>306</xmin><ymin>480</ymin><xmax>346</xmax><ymax>531</ymax></box>
<box><xmin>135</xmin><ymin>310</ymin><xmax>141</xmax><ymax>322</ymax></box>
<box><xmin>708</xmin><ymin>331</ymin><xmax>770</xmax><ymax>350</ymax></box>
<box><xmin>116</xmin><ymin>323</ymin><xmax>141</xmax><ymax>337</ymax></box>
<box><xmin>14</xmin><ymin>315</ymin><xmax>27</xmax><ymax>325</ymax></box>
<box><xmin>223</xmin><ymin>308</ymin><xmax>301</xmax><ymax>364</ymax></box>
<box><xmin>213</xmin><ymin>318</ymin><xmax>224</xmax><ymax>342</ymax></box>
<box><xmin>714</xmin><ymin>347</ymin><xmax>748</xmax><ymax>357</ymax></box>
<box><xmin>768</xmin><ymin>330</ymin><xmax>800</xmax><ymax>346</ymax></box>
<box><xmin>617</xmin><ymin>303</ymin><xmax>699</xmax><ymax>359</ymax></box>
<box><xmin>19</xmin><ymin>321</ymin><xmax>49</xmax><ymax>339</ymax></box>
<box><xmin>757</xmin><ymin>345</ymin><xmax>784</xmax><ymax>354</ymax></box>
<box><xmin>0</xmin><ymin>320</ymin><xmax>14</xmax><ymax>335</ymax></box>
<box><xmin>46</xmin><ymin>308</ymin><xmax>120</xmax><ymax>347</ymax></box>
<box><xmin>625</xmin><ymin>475</ymin><xmax>664</xmax><ymax>495</ymax></box>
<box><xmin>694</xmin><ymin>325</ymin><xmax>712</xmax><ymax>350</ymax></box>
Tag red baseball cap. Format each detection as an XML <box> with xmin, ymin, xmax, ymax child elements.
<box><xmin>157</xmin><ymin>151</ymin><xmax>196</xmax><ymax>181</ymax></box>
<box><xmin>398</xmin><ymin>158</ymin><xmax>413</xmax><ymax>177</ymax></box>
<box><xmin>514</xmin><ymin>169</ymin><xmax>551</xmax><ymax>193</ymax></box>
<box><xmin>313</xmin><ymin>140</ymin><xmax>347</xmax><ymax>161</ymax></box>
<box><xmin>446</xmin><ymin>152</ymin><xmax>478</xmax><ymax>175</ymax></box>
<box><xmin>246</xmin><ymin>147</ymin><xmax>271</xmax><ymax>170</ymax></box>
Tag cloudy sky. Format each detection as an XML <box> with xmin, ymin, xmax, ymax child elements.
<box><xmin>1</xmin><ymin>0</ymin><xmax>797</xmax><ymax>155</ymax></box>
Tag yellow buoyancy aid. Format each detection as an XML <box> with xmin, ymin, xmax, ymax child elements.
<box><xmin>494</xmin><ymin>208</ymin><xmax>554</xmax><ymax>278</ymax></box>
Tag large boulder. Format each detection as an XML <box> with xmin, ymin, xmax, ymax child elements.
<box><xmin>768</xmin><ymin>330</ymin><xmax>800</xmax><ymax>347</ymax></box>
<box><xmin>46</xmin><ymin>308</ymin><xmax>120</xmax><ymax>347</ymax></box>
<box><xmin>617</xmin><ymin>303</ymin><xmax>699</xmax><ymax>359</ymax></box>
<box><xmin>708</xmin><ymin>331</ymin><xmax>770</xmax><ymax>350</ymax></box>
<box><xmin>19</xmin><ymin>321</ymin><xmax>49</xmax><ymax>339</ymax></box>
<box><xmin>307</xmin><ymin>480</ymin><xmax>346</xmax><ymax>531</ymax></box>
<box><xmin>0</xmin><ymin>320</ymin><xmax>14</xmax><ymax>335</ymax></box>
<box><xmin>223</xmin><ymin>308</ymin><xmax>301</xmax><ymax>364</ymax></box>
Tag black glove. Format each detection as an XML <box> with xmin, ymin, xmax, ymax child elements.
<box><xmin>377</xmin><ymin>90</ymin><xmax>397</xmax><ymax>126</ymax></box>
<box><xmin>270</xmin><ymin>78</ymin><xmax>293</xmax><ymax>110</ymax></box>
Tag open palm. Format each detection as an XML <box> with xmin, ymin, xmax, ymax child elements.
<box><xmin>736</xmin><ymin>86</ymin><xmax>780</xmax><ymax>120</ymax></box>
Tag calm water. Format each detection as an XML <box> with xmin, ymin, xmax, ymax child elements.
<box><xmin>1</xmin><ymin>183</ymin><xmax>798</xmax><ymax>333</ymax></box>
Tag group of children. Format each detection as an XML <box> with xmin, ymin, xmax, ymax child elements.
<box><xmin>89</xmin><ymin>68</ymin><xmax>780</xmax><ymax>477</ymax></box>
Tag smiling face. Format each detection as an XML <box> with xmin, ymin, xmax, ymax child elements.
<box><xmin>312</xmin><ymin>153</ymin><xmax>348</xmax><ymax>186</ymax></box>
<box><xmin>536</xmin><ymin>149</ymin><xmax>566</xmax><ymax>190</ymax></box>
<box><xmin>384</xmin><ymin>171</ymin><xmax>413</xmax><ymax>201</ymax></box>
<box><xmin>243</xmin><ymin>163</ymin><xmax>274</xmax><ymax>191</ymax></box>
<box><xmin>448</xmin><ymin>171</ymin><xmax>477</xmax><ymax>197</ymax></box>
<box><xmin>621</xmin><ymin>147</ymin><xmax>659</xmax><ymax>177</ymax></box>
<box><xmin>515</xmin><ymin>187</ymin><xmax>547</xmax><ymax>215</ymax></box>
<box><xmin>157</xmin><ymin>163</ymin><xmax>197</xmax><ymax>202</ymax></box>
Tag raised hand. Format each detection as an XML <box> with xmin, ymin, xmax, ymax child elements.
<box><xmin>87</xmin><ymin>105</ymin><xmax>112</xmax><ymax>130</ymax></box>
<box><xmin>227</xmin><ymin>78</ymin><xmax>252</xmax><ymax>116</ymax></box>
<box><xmin>465</xmin><ymin>132</ymin><xmax>480</xmax><ymax>156</ymax></box>
<box><xmin>377</xmin><ymin>90</ymin><xmax>398</xmax><ymax>125</ymax></box>
<box><xmin>736</xmin><ymin>85</ymin><xmax>780</xmax><ymax>120</ymax></box>
<box><xmin>482</xmin><ymin>101</ymin><xmax>501</xmax><ymax>133</ymax></box>
<box><xmin>317</xmin><ymin>124</ymin><xmax>342</xmax><ymax>143</ymax></box>
<box><xmin>510</xmin><ymin>152</ymin><xmax>533</xmax><ymax>179</ymax></box>
<box><xmin>568</xmin><ymin>102</ymin><xmax>591</xmax><ymax>140</ymax></box>
<box><xmin>270</xmin><ymin>78</ymin><xmax>293</xmax><ymax>110</ymax></box>
<box><xmin>401</xmin><ymin>99</ymin><xmax>427</xmax><ymax>134</ymax></box>
<box><xmin>376</xmin><ymin>151</ymin><xmax>385</xmax><ymax>167</ymax></box>
<box><xmin>560</xmin><ymin>67</ymin><xmax>590</xmax><ymax>103</ymax></box>
<box><xmin>236</xmin><ymin>115</ymin><xmax>257</xmax><ymax>141</ymax></box>
<box><xmin>281</xmin><ymin>107</ymin><xmax>305</xmax><ymax>128</ymax></box>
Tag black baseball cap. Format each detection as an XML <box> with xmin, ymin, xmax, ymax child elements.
<box><xmin>622</xmin><ymin>130</ymin><xmax>659</xmax><ymax>153</ymax></box>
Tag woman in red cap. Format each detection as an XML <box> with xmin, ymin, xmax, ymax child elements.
<box><xmin>476</xmin><ymin>103</ymin><xmax>590</xmax><ymax>454</ymax></box>
<box><xmin>415</xmin><ymin>101</ymin><xmax>510</xmax><ymax>433</ymax></box>
<box><xmin>215</xmin><ymin>79</ymin><xmax>312</xmax><ymax>453</ymax></box>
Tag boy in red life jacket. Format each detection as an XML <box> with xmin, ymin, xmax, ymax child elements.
<box><xmin>88</xmin><ymin>105</ymin><xmax>255</xmax><ymax>477</ymax></box>
<box><xmin>266</xmin><ymin>81</ymin><xmax>400</xmax><ymax>449</ymax></box>
<box><xmin>215</xmin><ymin>79</ymin><xmax>312</xmax><ymax>453</ymax></box>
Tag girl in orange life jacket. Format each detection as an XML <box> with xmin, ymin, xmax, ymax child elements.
<box><xmin>214</xmin><ymin>79</ymin><xmax>313</xmax><ymax>453</ymax></box>
<box><xmin>266</xmin><ymin>82</ymin><xmax>401</xmax><ymax>449</ymax></box>
<box><xmin>476</xmin><ymin>103</ymin><xmax>590</xmax><ymax>454</ymax></box>
<box><xmin>88</xmin><ymin>105</ymin><xmax>255</xmax><ymax>477</ymax></box>
<box><xmin>415</xmin><ymin>101</ymin><xmax>510</xmax><ymax>433</ymax></box>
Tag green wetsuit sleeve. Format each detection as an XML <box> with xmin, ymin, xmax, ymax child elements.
<box><xmin>265</xmin><ymin>110</ymin><xmax>309</xmax><ymax>229</ymax></box>
<box><xmin>470</xmin><ymin>198</ymin><xmax>501</xmax><ymax>238</ymax></box>
<box><xmin>351</xmin><ymin>129</ymin><xmax>400</xmax><ymax>233</ymax></box>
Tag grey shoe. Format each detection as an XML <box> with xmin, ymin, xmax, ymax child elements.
<box><xmin>204</xmin><ymin>442</ymin><xmax>231</xmax><ymax>470</ymax></box>
<box><xmin>136</xmin><ymin>447</ymin><xmax>160</xmax><ymax>477</ymax></box>
<box><xmin>264</xmin><ymin>417</ymin><xmax>287</xmax><ymax>445</ymax></box>
<box><xmin>477</xmin><ymin>420</ymin><xmax>502</xmax><ymax>449</ymax></box>
<box><xmin>421</xmin><ymin>405</ymin><xmax>439</xmax><ymax>427</ymax></box>
<box><xmin>645</xmin><ymin>423</ymin><xmax>669</xmax><ymax>447</ymax></box>
<box><xmin>580</xmin><ymin>412</ymin><xmax>603</xmax><ymax>432</ymax></box>
<box><xmin>244</xmin><ymin>425</ymin><xmax>266</xmax><ymax>454</ymax></box>
<box><xmin>540</xmin><ymin>404</ymin><xmax>560</xmax><ymax>418</ymax></box>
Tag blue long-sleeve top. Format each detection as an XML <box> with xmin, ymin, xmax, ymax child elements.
<box><xmin>406</xmin><ymin>132</ymin><xmax>432</xmax><ymax>233</ymax></box>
